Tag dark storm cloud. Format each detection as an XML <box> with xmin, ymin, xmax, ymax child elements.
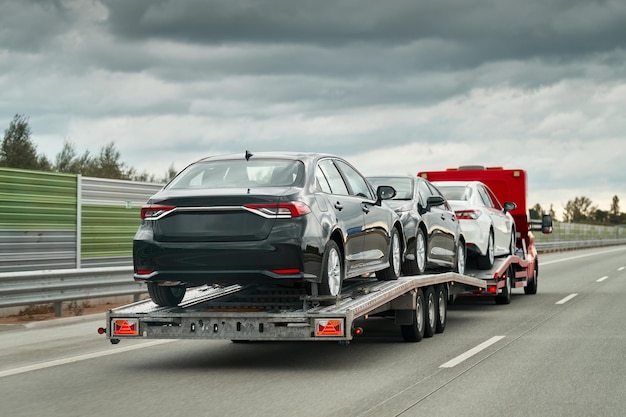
<box><xmin>100</xmin><ymin>0</ymin><xmax>626</xmax><ymax>67</ymax></box>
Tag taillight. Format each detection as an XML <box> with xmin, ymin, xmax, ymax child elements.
<box><xmin>243</xmin><ymin>202</ymin><xmax>311</xmax><ymax>218</ymax></box>
<box><xmin>455</xmin><ymin>209</ymin><xmax>482</xmax><ymax>220</ymax></box>
<box><xmin>141</xmin><ymin>205</ymin><xmax>176</xmax><ymax>220</ymax></box>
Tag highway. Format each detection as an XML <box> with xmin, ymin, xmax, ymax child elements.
<box><xmin>1</xmin><ymin>246</ymin><xmax>625</xmax><ymax>417</ymax></box>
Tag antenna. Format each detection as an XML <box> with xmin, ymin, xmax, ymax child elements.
<box><xmin>245</xmin><ymin>150</ymin><xmax>253</xmax><ymax>161</ymax></box>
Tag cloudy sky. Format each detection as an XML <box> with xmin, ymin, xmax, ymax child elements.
<box><xmin>1</xmin><ymin>0</ymin><xmax>625</xmax><ymax>217</ymax></box>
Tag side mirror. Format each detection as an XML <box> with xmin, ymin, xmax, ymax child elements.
<box><xmin>426</xmin><ymin>195</ymin><xmax>445</xmax><ymax>208</ymax></box>
<box><xmin>541</xmin><ymin>214</ymin><xmax>553</xmax><ymax>234</ymax></box>
<box><xmin>503</xmin><ymin>202</ymin><xmax>517</xmax><ymax>213</ymax></box>
<box><xmin>376</xmin><ymin>185</ymin><xmax>396</xmax><ymax>202</ymax></box>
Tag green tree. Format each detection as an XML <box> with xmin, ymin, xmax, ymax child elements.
<box><xmin>563</xmin><ymin>196</ymin><xmax>597</xmax><ymax>223</ymax></box>
<box><xmin>529</xmin><ymin>203</ymin><xmax>543</xmax><ymax>220</ymax></box>
<box><xmin>0</xmin><ymin>114</ymin><xmax>50</xmax><ymax>170</ymax></box>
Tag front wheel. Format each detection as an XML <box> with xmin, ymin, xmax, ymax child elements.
<box><xmin>454</xmin><ymin>240</ymin><xmax>466</xmax><ymax>275</ymax></box>
<box><xmin>147</xmin><ymin>283</ymin><xmax>186</xmax><ymax>307</ymax></box>
<box><xmin>403</xmin><ymin>228</ymin><xmax>426</xmax><ymax>276</ymax></box>
<box><xmin>477</xmin><ymin>231</ymin><xmax>495</xmax><ymax>270</ymax></box>
<box><xmin>378</xmin><ymin>228</ymin><xmax>401</xmax><ymax>281</ymax></box>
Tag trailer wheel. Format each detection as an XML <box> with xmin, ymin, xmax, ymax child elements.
<box><xmin>378</xmin><ymin>228</ymin><xmax>401</xmax><ymax>281</ymax></box>
<box><xmin>435</xmin><ymin>284</ymin><xmax>447</xmax><ymax>333</ymax></box>
<box><xmin>495</xmin><ymin>268</ymin><xmax>512</xmax><ymax>305</ymax></box>
<box><xmin>477</xmin><ymin>231</ymin><xmax>495</xmax><ymax>270</ymax></box>
<box><xmin>524</xmin><ymin>261</ymin><xmax>539</xmax><ymax>295</ymax></box>
<box><xmin>320</xmin><ymin>240</ymin><xmax>344</xmax><ymax>297</ymax></box>
<box><xmin>424</xmin><ymin>287</ymin><xmax>436</xmax><ymax>338</ymax></box>
<box><xmin>147</xmin><ymin>283</ymin><xmax>186</xmax><ymax>307</ymax></box>
<box><xmin>404</xmin><ymin>228</ymin><xmax>426</xmax><ymax>276</ymax></box>
<box><xmin>401</xmin><ymin>289</ymin><xmax>425</xmax><ymax>342</ymax></box>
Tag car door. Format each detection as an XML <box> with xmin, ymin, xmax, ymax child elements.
<box><xmin>477</xmin><ymin>184</ymin><xmax>509</xmax><ymax>255</ymax></box>
<box><xmin>316</xmin><ymin>159</ymin><xmax>365</xmax><ymax>275</ymax></box>
<box><xmin>426</xmin><ymin>181</ymin><xmax>458</xmax><ymax>264</ymax></box>
<box><xmin>334</xmin><ymin>159</ymin><xmax>391</xmax><ymax>270</ymax></box>
<box><xmin>417</xmin><ymin>179</ymin><xmax>455</xmax><ymax>264</ymax></box>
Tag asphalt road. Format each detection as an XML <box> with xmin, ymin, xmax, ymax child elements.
<box><xmin>1</xmin><ymin>246</ymin><xmax>625</xmax><ymax>417</ymax></box>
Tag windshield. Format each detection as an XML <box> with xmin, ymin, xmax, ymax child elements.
<box><xmin>436</xmin><ymin>185</ymin><xmax>471</xmax><ymax>201</ymax></box>
<box><xmin>167</xmin><ymin>159</ymin><xmax>305</xmax><ymax>189</ymax></box>
<box><xmin>368</xmin><ymin>177</ymin><xmax>413</xmax><ymax>200</ymax></box>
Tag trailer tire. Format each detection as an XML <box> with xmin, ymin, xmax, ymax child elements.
<box><xmin>477</xmin><ymin>231</ymin><xmax>495</xmax><ymax>270</ymax></box>
<box><xmin>424</xmin><ymin>287</ymin><xmax>436</xmax><ymax>338</ymax></box>
<box><xmin>435</xmin><ymin>284</ymin><xmax>447</xmax><ymax>333</ymax></box>
<box><xmin>403</xmin><ymin>228</ymin><xmax>426</xmax><ymax>276</ymax></box>
<box><xmin>495</xmin><ymin>268</ymin><xmax>512</xmax><ymax>305</ymax></box>
<box><xmin>524</xmin><ymin>261</ymin><xmax>539</xmax><ymax>295</ymax></box>
<box><xmin>378</xmin><ymin>228</ymin><xmax>401</xmax><ymax>281</ymax></box>
<box><xmin>147</xmin><ymin>283</ymin><xmax>186</xmax><ymax>307</ymax></box>
<box><xmin>401</xmin><ymin>288</ymin><xmax>425</xmax><ymax>342</ymax></box>
<box><xmin>320</xmin><ymin>240</ymin><xmax>344</xmax><ymax>297</ymax></box>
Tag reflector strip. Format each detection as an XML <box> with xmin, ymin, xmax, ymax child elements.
<box><xmin>113</xmin><ymin>319</ymin><xmax>139</xmax><ymax>336</ymax></box>
<box><xmin>315</xmin><ymin>319</ymin><xmax>344</xmax><ymax>337</ymax></box>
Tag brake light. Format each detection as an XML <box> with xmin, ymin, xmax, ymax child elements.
<box><xmin>243</xmin><ymin>202</ymin><xmax>311</xmax><ymax>218</ymax></box>
<box><xmin>315</xmin><ymin>319</ymin><xmax>344</xmax><ymax>337</ymax></box>
<box><xmin>141</xmin><ymin>205</ymin><xmax>176</xmax><ymax>220</ymax></box>
<box><xmin>455</xmin><ymin>209</ymin><xmax>482</xmax><ymax>220</ymax></box>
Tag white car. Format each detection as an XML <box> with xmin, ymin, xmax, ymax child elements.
<box><xmin>432</xmin><ymin>181</ymin><xmax>516</xmax><ymax>269</ymax></box>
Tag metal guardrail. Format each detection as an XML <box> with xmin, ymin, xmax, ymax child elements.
<box><xmin>1</xmin><ymin>240</ymin><xmax>625</xmax><ymax>316</ymax></box>
<box><xmin>0</xmin><ymin>266</ymin><xmax>142</xmax><ymax>316</ymax></box>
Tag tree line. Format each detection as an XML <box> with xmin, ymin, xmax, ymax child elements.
<box><xmin>0</xmin><ymin>114</ymin><xmax>176</xmax><ymax>183</ymax></box>
<box><xmin>2</xmin><ymin>114</ymin><xmax>624</xmax><ymax>224</ymax></box>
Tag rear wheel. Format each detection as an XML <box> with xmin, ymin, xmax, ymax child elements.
<box><xmin>320</xmin><ymin>240</ymin><xmax>344</xmax><ymax>297</ymax></box>
<box><xmin>378</xmin><ymin>228</ymin><xmax>401</xmax><ymax>281</ymax></box>
<box><xmin>524</xmin><ymin>261</ymin><xmax>539</xmax><ymax>295</ymax></box>
<box><xmin>477</xmin><ymin>231</ymin><xmax>495</xmax><ymax>270</ymax></box>
<box><xmin>495</xmin><ymin>267</ymin><xmax>512</xmax><ymax>305</ymax></box>
<box><xmin>147</xmin><ymin>283</ymin><xmax>186</xmax><ymax>307</ymax></box>
<box><xmin>435</xmin><ymin>284</ymin><xmax>447</xmax><ymax>333</ymax></box>
<box><xmin>509</xmin><ymin>228</ymin><xmax>517</xmax><ymax>255</ymax></box>
<box><xmin>424</xmin><ymin>287</ymin><xmax>436</xmax><ymax>338</ymax></box>
<box><xmin>401</xmin><ymin>289</ymin><xmax>425</xmax><ymax>342</ymax></box>
<box><xmin>404</xmin><ymin>228</ymin><xmax>426</xmax><ymax>276</ymax></box>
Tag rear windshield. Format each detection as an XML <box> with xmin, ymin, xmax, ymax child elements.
<box><xmin>436</xmin><ymin>185</ymin><xmax>471</xmax><ymax>201</ymax></box>
<box><xmin>368</xmin><ymin>177</ymin><xmax>413</xmax><ymax>200</ymax></box>
<box><xmin>167</xmin><ymin>159</ymin><xmax>305</xmax><ymax>189</ymax></box>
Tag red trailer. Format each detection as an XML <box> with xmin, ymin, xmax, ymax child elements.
<box><xmin>418</xmin><ymin>166</ymin><xmax>553</xmax><ymax>304</ymax></box>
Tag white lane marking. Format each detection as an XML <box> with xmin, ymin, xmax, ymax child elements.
<box><xmin>619</xmin><ymin>267</ymin><xmax>625</xmax><ymax>272</ymax></box>
<box><xmin>596</xmin><ymin>276</ymin><xmax>609</xmax><ymax>282</ymax></box>
<box><xmin>541</xmin><ymin>247</ymin><xmax>626</xmax><ymax>266</ymax></box>
<box><xmin>439</xmin><ymin>336</ymin><xmax>505</xmax><ymax>368</ymax></box>
<box><xmin>556</xmin><ymin>293</ymin><xmax>578</xmax><ymax>304</ymax></box>
<box><xmin>0</xmin><ymin>340</ymin><xmax>174</xmax><ymax>379</ymax></box>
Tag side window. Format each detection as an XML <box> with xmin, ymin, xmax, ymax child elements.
<box><xmin>318</xmin><ymin>159</ymin><xmax>349</xmax><ymax>195</ymax></box>
<box><xmin>417</xmin><ymin>180</ymin><xmax>432</xmax><ymax>208</ymax></box>
<box><xmin>334</xmin><ymin>160</ymin><xmax>374</xmax><ymax>199</ymax></box>
<box><xmin>485</xmin><ymin>187</ymin><xmax>503</xmax><ymax>210</ymax></box>
<box><xmin>315</xmin><ymin>166</ymin><xmax>332</xmax><ymax>193</ymax></box>
<box><xmin>477</xmin><ymin>185</ymin><xmax>494</xmax><ymax>208</ymax></box>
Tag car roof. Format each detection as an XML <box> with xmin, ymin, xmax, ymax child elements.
<box><xmin>194</xmin><ymin>151</ymin><xmax>338</xmax><ymax>164</ymax></box>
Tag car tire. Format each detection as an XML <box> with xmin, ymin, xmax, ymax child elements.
<box><xmin>424</xmin><ymin>286</ymin><xmax>436</xmax><ymax>338</ymax></box>
<box><xmin>454</xmin><ymin>240</ymin><xmax>466</xmax><ymax>275</ymax></box>
<box><xmin>403</xmin><ymin>228</ymin><xmax>426</xmax><ymax>276</ymax></box>
<box><xmin>495</xmin><ymin>267</ymin><xmax>512</xmax><ymax>305</ymax></box>
<box><xmin>477</xmin><ymin>230</ymin><xmax>495</xmax><ymax>270</ymax></box>
<box><xmin>509</xmin><ymin>228</ymin><xmax>517</xmax><ymax>256</ymax></box>
<box><xmin>435</xmin><ymin>284</ymin><xmax>447</xmax><ymax>333</ymax></box>
<box><xmin>320</xmin><ymin>240</ymin><xmax>344</xmax><ymax>297</ymax></box>
<box><xmin>147</xmin><ymin>283</ymin><xmax>186</xmax><ymax>307</ymax></box>
<box><xmin>378</xmin><ymin>228</ymin><xmax>401</xmax><ymax>281</ymax></box>
<box><xmin>401</xmin><ymin>288</ymin><xmax>425</xmax><ymax>342</ymax></box>
<box><xmin>524</xmin><ymin>261</ymin><xmax>539</xmax><ymax>295</ymax></box>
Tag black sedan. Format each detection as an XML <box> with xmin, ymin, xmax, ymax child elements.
<box><xmin>134</xmin><ymin>151</ymin><xmax>404</xmax><ymax>306</ymax></box>
<box><xmin>368</xmin><ymin>176</ymin><xmax>465</xmax><ymax>276</ymax></box>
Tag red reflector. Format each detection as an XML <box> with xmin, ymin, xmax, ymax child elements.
<box><xmin>315</xmin><ymin>319</ymin><xmax>344</xmax><ymax>337</ymax></box>
<box><xmin>487</xmin><ymin>285</ymin><xmax>497</xmax><ymax>294</ymax></box>
<box><xmin>270</xmin><ymin>268</ymin><xmax>301</xmax><ymax>275</ymax></box>
<box><xmin>136</xmin><ymin>269</ymin><xmax>155</xmax><ymax>275</ymax></box>
<box><xmin>113</xmin><ymin>319</ymin><xmax>139</xmax><ymax>336</ymax></box>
